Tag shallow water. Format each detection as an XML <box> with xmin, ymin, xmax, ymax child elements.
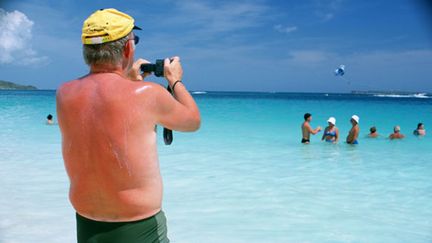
<box><xmin>0</xmin><ymin>91</ymin><xmax>431</xmax><ymax>242</ymax></box>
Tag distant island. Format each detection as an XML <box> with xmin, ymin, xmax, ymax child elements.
<box><xmin>0</xmin><ymin>80</ymin><xmax>38</xmax><ymax>90</ymax></box>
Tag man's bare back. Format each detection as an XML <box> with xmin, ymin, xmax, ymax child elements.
<box><xmin>57</xmin><ymin>71</ymin><xmax>199</xmax><ymax>222</ymax></box>
<box><xmin>61</xmin><ymin>10</ymin><xmax>200</xmax><ymax>241</ymax></box>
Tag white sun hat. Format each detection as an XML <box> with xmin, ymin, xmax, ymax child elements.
<box><xmin>327</xmin><ymin>117</ymin><xmax>336</xmax><ymax>125</ymax></box>
<box><xmin>351</xmin><ymin>115</ymin><xmax>360</xmax><ymax>124</ymax></box>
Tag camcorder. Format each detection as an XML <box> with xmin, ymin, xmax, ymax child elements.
<box><xmin>140</xmin><ymin>59</ymin><xmax>174</xmax><ymax>146</ymax></box>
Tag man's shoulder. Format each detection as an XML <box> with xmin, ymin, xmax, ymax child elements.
<box><xmin>56</xmin><ymin>79</ymin><xmax>81</xmax><ymax>99</ymax></box>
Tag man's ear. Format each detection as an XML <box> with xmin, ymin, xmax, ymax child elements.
<box><xmin>123</xmin><ymin>40</ymin><xmax>134</xmax><ymax>59</ymax></box>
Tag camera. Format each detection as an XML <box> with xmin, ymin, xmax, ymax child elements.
<box><xmin>140</xmin><ymin>59</ymin><xmax>164</xmax><ymax>77</ymax></box>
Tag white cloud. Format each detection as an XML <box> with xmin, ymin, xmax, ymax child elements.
<box><xmin>0</xmin><ymin>8</ymin><xmax>48</xmax><ymax>65</ymax></box>
<box><xmin>274</xmin><ymin>24</ymin><xmax>298</xmax><ymax>34</ymax></box>
<box><xmin>314</xmin><ymin>0</ymin><xmax>343</xmax><ymax>21</ymax></box>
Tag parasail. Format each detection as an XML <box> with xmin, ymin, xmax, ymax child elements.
<box><xmin>334</xmin><ymin>65</ymin><xmax>345</xmax><ymax>76</ymax></box>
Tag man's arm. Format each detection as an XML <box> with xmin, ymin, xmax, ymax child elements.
<box><xmin>321</xmin><ymin>127</ymin><xmax>326</xmax><ymax>140</ymax></box>
<box><xmin>352</xmin><ymin>127</ymin><xmax>359</xmax><ymax>141</ymax></box>
<box><xmin>347</xmin><ymin>129</ymin><xmax>354</xmax><ymax>143</ymax></box>
<box><xmin>308</xmin><ymin>125</ymin><xmax>321</xmax><ymax>135</ymax></box>
<box><xmin>153</xmin><ymin>57</ymin><xmax>200</xmax><ymax>132</ymax></box>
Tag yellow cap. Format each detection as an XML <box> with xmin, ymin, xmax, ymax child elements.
<box><xmin>82</xmin><ymin>8</ymin><xmax>140</xmax><ymax>45</ymax></box>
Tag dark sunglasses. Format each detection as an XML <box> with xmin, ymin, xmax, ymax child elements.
<box><xmin>133</xmin><ymin>35</ymin><xmax>140</xmax><ymax>45</ymax></box>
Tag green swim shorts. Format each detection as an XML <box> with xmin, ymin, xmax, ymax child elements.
<box><xmin>76</xmin><ymin>210</ymin><xmax>169</xmax><ymax>243</ymax></box>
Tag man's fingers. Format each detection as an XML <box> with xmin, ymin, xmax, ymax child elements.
<box><xmin>134</xmin><ymin>58</ymin><xmax>150</xmax><ymax>69</ymax></box>
<box><xmin>133</xmin><ymin>59</ymin><xmax>149</xmax><ymax>72</ymax></box>
<box><xmin>135</xmin><ymin>58</ymin><xmax>151</xmax><ymax>65</ymax></box>
<box><xmin>128</xmin><ymin>58</ymin><xmax>151</xmax><ymax>81</ymax></box>
<box><xmin>170</xmin><ymin>56</ymin><xmax>180</xmax><ymax>62</ymax></box>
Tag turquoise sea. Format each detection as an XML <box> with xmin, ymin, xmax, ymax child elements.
<box><xmin>0</xmin><ymin>90</ymin><xmax>431</xmax><ymax>243</ymax></box>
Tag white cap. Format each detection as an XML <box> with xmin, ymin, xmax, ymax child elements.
<box><xmin>351</xmin><ymin>115</ymin><xmax>360</xmax><ymax>124</ymax></box>
<box><xmin>327</xmin><ymin>117</ymin><xmax>336</xmax><ymax>125</ymax></box>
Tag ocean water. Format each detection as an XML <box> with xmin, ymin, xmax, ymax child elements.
<box><xmin>0</xmin><ymin>90</ymin><xmax>431</xmax><ymax>243</ymax></box>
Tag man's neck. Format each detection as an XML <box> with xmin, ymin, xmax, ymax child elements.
<box><xmin>90</xmin><ymin>64</ymin><xmax>125</xmax><ymax>77</ymax></box>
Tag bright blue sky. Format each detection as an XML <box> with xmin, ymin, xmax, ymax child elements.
<box><xmin>0</xmin><ymin>0</ymin><xmax>431</xmax><ymax>92</ymax></box>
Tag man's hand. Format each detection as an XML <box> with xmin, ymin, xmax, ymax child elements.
<box><xmin>128</xmin><ymin>58</ymin><xmax>151</xmax><ymax>81</ymax></box>
<box><xmin>164</xmin><ymin>56</ymin><xmax>183</xmax><ymax>86</ymax></box>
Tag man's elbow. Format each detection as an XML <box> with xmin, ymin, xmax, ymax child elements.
<box><xmin>181</xmin><ymin>110</ymin><xmax>200</xmax><ymax>132</ymax></box>
<box><xmin>187</xmin><ymin>113</ymin><xmax>201</xmax><ymax>132</ymax></box>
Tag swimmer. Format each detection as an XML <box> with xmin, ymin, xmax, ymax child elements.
<box><xmin>301</xmin><ymin>113</ymin><xmax>322</xmax><ymax>144</ymax></box>
<box><xmin>413</xmin><ymin>123</ymin><xmax>426</xmax><ymax>136</ymax></box>
<box><xmin>322</xmin><ymin>117</ymin><xmax>339</xmax><ymax>143</ymax></box>
<box><xmin>368</xmin><ymin>126</ymin><xmax>378</xmax><ymax>138</ymax></box>
<box><xmin>46</xmin><ymin>114</ymin><xmax>54</xmax><ymax>125</ymax></box>
<box><xmin>389</xmin><ymin>125</ymin><xmax>405</xmax><ymax>139</ymax></box>
<box><xmin>346</xmin><ymin>115</ymin><xmax>360</xmax><ymax>144</ymax></box>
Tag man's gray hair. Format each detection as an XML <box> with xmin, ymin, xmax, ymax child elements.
<box><xmin>83</xmin><ymin>35</ymin><xmax>129</xmax><ymax>66</ymax></box>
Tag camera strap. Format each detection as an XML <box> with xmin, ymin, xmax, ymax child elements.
<box><xmin>163</xmin><ymin>85</ymin><xmax>174</xmax><ymax>145</ymax></box>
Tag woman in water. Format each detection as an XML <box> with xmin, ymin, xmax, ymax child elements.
<box><xmin>413</xmin><ymin>123</ymin><xmax>426</xmax><ymax>136</ymax></box>
<box><xmin>322</xmin><ymin>117</ymin><xmax>339</xmax><ymax>143</ymax></box>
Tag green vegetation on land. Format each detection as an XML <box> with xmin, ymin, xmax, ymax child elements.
<box><xmin>0</xmin><ymin>80</ymin><xmax>37</xmax><ymax>90</ymax></box>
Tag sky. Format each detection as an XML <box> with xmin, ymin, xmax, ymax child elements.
<box><xmin>0</xmin><ymin>0</ymin><xmax>431</xmax><ymax>92</ymax></box>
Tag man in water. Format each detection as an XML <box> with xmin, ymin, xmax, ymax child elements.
<box><xmin>413</xmin><ymin>123</ymin><xmax>426</xmax><ymax>136</ymax></box>
<box><xmin>368</xmin><ymin>126</ymin><xmax>378</xmax><ymax>138</ymax></box>
<box><xmin>56</xmin><ymin>9</ymin><xmax>200</xmax><ymax>243</ymax></box>
<box><xmin>46</xmin><ymin>114</ymin><xmax>54</xmax><ymax>125</ymax></box>
<box><xmin>346</xmin><ymin>115</ymin><xmax>360</xmax><ymax>144</ymax></box>
<box><xmin>390</xmin><ymin>126</ymin><xmax>405</xmax><ymax>139</ymax></box>
<box><xmin>301</xmin><ymin>113</ymin><xmax>321</xmax><ymax>144</ymax></box>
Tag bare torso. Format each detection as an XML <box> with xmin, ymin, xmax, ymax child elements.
<box><xmin>57</xmin><ymin>73</ymin><xmax>163</xmax><ymax>222</ymax></box>
<box><xmin>368</xmin><ymin>133</ymin><xmax>378</xmax><ymax>138</ymax></box>
<box><xmin>301</xmin><ymin>121</ymin><xmax>311</xmax><ymax>140</ymax></box>
<box><xmin>390</xmin><ymin>133</ymin><xmax>405</xmax><ymax>139</ymax></box>
<box><xmin>347</xmin><ymin>125</ymin><xmax>359</xmax><ymax>143</ymax></box>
